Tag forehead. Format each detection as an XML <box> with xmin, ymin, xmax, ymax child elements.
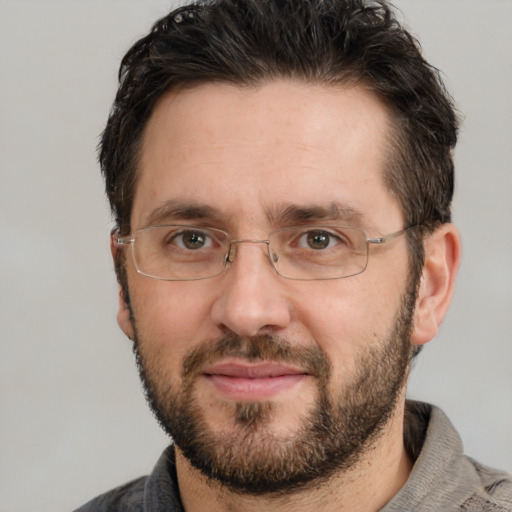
<box><xmin>133</xmin><ymin>80</ymin><xmax>400</xmax><ymax>231</ymax></box>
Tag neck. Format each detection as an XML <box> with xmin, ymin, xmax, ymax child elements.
<box><xmin>175</xmin><ymin>400</ymin><xmax>412</xmax><ymax>512</ymax></box>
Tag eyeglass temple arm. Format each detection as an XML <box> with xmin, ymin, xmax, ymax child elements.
<box><xmin>366</xmin><ymin>226</ymin><xmax>418</xmax><ymax>245</ymax></box>
<box><xmin>115</xmin><ymin>236</ymin><xmax>134</xmax><ymax>246</ymax></box>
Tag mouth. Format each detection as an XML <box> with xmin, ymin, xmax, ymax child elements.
<box><xmin>201</xmin><ymin>360</ymin><xmax>309</xmax><ymax>401</ymax></box>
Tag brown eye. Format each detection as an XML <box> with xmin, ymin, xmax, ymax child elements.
<box><xmin>305</xmin><ymin>231</ymin><xmax>335</xmax><ymax>250</ymax></box>
<box><xmin>174</xmin><ymin>230</ymin><xmax>211</xmax><ymax>250</ymax></box>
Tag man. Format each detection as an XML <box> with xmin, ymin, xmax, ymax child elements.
<box><xmin>76</xmin><ymin>0</ymin><xmax>512</xmax><ymax>510</ymax></box>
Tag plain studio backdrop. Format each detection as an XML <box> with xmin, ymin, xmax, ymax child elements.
<box><xmin>0</xmin><ymin>1</ymin><xmax>511</xmax><ymax>511</ymax></box>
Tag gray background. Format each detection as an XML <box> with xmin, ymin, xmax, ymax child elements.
<box><xmin>0</xmin><ymin>1</ymin><xmax>511</xmax><ymax>511</ymax></box>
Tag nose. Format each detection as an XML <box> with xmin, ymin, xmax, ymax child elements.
<box><xmin>210</xmin><ymin>240</ymin><xmax>292</xmax><ymax>337</ymax></box>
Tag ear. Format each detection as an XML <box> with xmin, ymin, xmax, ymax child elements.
<box><xmin>110</xmin><ymin>231</ymin><xmax>135</xmax><ymax>340</ymax></box>
<box><xmin>411</xmin><ymin>223</ymin><xmax>461</xmax><ymax>346</ymax></box>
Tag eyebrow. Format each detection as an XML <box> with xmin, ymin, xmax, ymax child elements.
<box><xmin>143</xmin><ymin>199</ymin><xmax>364</xmax><ymax>229</ymax></box>
<box><xmin>144</xmin><ymin>200</ymin><xmax>225</xmax><ymax>226</ymax></box>
<box><xmin>266</xmin><ymin>202</ymin><xmax>364</xmax><ymax>226</ymax></box>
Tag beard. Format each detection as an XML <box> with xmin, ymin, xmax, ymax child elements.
<box><xmin>130</xmin><ymin>291</ymin><xmax>415</xmax><ymax>496</ymax></box>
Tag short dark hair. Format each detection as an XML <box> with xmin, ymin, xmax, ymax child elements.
<box><xmin>101</xmin><ymin>0</ymin><xmax>458</xmax><ymax>288</ymax></box>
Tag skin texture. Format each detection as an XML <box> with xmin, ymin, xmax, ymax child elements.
<box><xmin>113</xmin><ymin>80</ymin><xmax>461</xmax><ymax>512</ymax></box>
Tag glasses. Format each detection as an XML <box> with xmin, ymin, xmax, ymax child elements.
<box><xmin>115</xmin><ymin>224</ymin><xmax>414</xmax><ymax>281</ymax></box>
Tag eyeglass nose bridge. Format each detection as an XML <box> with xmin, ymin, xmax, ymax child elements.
<box><xmin>226</xmin><ymin>238</ymin><xmax>272</xmax><ymax>264</ymax></box>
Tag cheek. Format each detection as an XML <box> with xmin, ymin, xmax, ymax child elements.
<box><xmin>129</xmin><ymin>277</ymin><xmax>218</xmax><ymax>366</ymax></box>
<box><xmin>293</xmin><ymin>277</ymin><xmax>404</xmax><ymax>371</ymax></box>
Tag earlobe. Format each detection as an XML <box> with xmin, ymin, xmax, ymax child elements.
<box><xmin>116</xmin><ymin>286</ymin><xmax>134</xmax><ymax>340</ymax></box>
<box><xmin>110</xmin><ymin>231</ymin><xmax>135</xmax><ymax>341</ymax></box>
<box><xmin>411</xmin><ymin>223</ymin><xmax>461</xmax><ymax>346</ymax></box>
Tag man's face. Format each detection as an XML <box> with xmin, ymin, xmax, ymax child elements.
<box><xmin>119</xmin><ymin>81</ymin><xmax>416</xmax><ymax>493</ymax></box>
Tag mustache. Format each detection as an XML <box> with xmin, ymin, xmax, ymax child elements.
<box><xmin>181</xmin><ymin>333</ymin><xmax>331</xmax><ymax>385</ymax></box>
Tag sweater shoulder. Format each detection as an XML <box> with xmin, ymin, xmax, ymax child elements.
<box><xmin>461</xmin><ymin>459</ymin><xmax>512</xmax><ymax>511</ymax></box>
<box><xmin>73</xmin><ymin>476</ymin><xmax>147</xmax><ymax>512</ymax></box>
